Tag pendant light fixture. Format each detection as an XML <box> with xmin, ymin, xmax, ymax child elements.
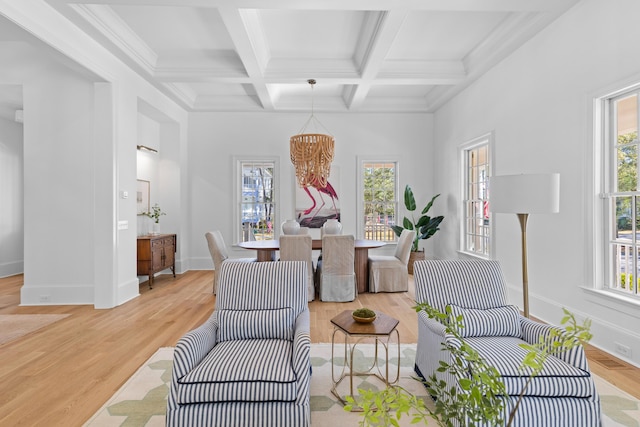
<box><xmin>290</xmin><ymin>79</ymin><xmax>335</xmax><ymax>188</ymax></box>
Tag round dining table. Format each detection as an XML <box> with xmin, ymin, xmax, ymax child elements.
<box><xmin>238</xmin><ymin>239</ymin><xmax>386</xmax><ymax>293</ymax></box>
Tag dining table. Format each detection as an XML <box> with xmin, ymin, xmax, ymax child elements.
<box><xmin>237</xmin><ymin>239</ymin><xmax>386</xmax><ymax>294</ymax></box>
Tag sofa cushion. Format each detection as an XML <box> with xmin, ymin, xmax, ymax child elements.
<box><xmin>463</xmin><ymin>336</ymin><xmax>594</xmax><ymax>398</ymax></box>
<box><xmin>218</xmin><ymin>308</ymin><xmax>294</xmax><ymax>341</ymax></box>
<box><xmin>448</xmin><ymin>304</ymin><xmax>521</xmax><ymax>338</ymax></box>
<box><xmin>177</xmin><ymin>339</ymin><xmax>297</xmax><ymax>404</ymax></box>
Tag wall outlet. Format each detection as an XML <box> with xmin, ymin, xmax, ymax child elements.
<box><xmin>614</xmin><ymin>342</ymin><xmax>632</xmax><ymax>358</ymax></box>
<box><xmin>38</xmin><ymin>295</ymin><xmax>51</xmax><ymax>303</ymax></box>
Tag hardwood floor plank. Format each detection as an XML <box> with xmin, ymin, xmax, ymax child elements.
<box><xmin>0</xmin><ymin>271</ymin><xmax>637</xmax><ymax>426</ymax></box>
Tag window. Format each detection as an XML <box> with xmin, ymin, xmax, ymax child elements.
<box><xmin>236</xmin><ymin>159</ymin><xmax>277</xmax><ymax>243</ymax></box>
<box><xmin>360</xmin><ymin>160</ymin><xmax>398</xmax><ymax>242</ymax></box>
<box><xmin>603</xmin><ymin>89</ymin><xmax>640</xmax><ymax>297</ymax></box>
<box><xmin>461</xmin><ymin>135</ymin><xmax>491</xmax><ymax>257</ymax></box>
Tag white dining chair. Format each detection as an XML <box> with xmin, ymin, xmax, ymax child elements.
<box><xmin>205</xmin><ymin>231</ymin><xmax>256</xmax><ymax>293</ymax></box>
<box><xmin>280</xmin><ymin>234</ymin><xmax>315</xmax><ymax>301</ymax></box>
<box><xmin>316</xmin><ymin>234</ymin><xmax>356</xmax><ymax>302</ymax></box>
<box><xmin>368</xmin><ymin>229</ymin><xmax>415</xmax><ymax>292</ymax></box>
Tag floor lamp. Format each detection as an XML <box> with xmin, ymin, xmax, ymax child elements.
<box><xmin>490</xmin><ymin>173</ymin><xmax>560</xmax><ymax>318</ymax></box>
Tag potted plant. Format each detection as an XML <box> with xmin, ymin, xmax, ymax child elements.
<box><xmin>390</xmin><ymin>185</ymin><xmax>444</xmax><ymax>274</ymax></box>
<box><xmin>352</xmin><ymin>308</ymin><xmax>377</xmax><ymax>323</ymax></box>
<box><xmin>346</xmin><ymin>306</ymin><xmax>593</xmax><ymax>427</ymax></box>
<box><xmin>144</xmin><ymin>203</ymin><xmax>166</xmax><ymax>235</ymax></box>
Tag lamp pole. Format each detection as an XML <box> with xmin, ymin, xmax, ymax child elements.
<box><xmin>517</xmin><ymin>213</ymin><xmax>530</xmax><ymax>318</ymax></box>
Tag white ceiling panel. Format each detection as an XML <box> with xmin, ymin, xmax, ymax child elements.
<box><xmin>0</xmin><ymin>0</ymin><xmax>582</xmax><ymax>113</ymax></box>
<box><xmin>388</xmin><ymin>11</ymin><xmax>510</xmax><ymax>60</ymax></box>
<box><xmin>111</xmin><ymin>5</ymin><xmax>234</xmax><ymax>51</ymax></box>
<box><xmin>368</xmin><ymin>85</ymin><xmax>434</xmax><ymax>98</ymax></box>
<box><xmin>258</xmin><ymin>10</ymin><xmax>366</xmax><ymax>59</ymax></box>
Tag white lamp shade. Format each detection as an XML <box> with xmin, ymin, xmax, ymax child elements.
<box><xmin>490</xmin><ymin>173</ymin><xmax>560</xmax><ymax>214</ymax></box>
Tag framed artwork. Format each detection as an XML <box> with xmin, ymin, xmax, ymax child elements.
<box><xmin>295</xmin><ymin>165</ymin><xmax>340</xmax><ymax>228</ymax></box>
<box><xmin>137</xmin><ymin>180</ymin><xmax>150</xmax><ymax>215</ymax></box>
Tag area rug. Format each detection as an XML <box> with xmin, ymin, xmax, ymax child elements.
<box><xmin>84</xmin><ymin>344</ymin><xmax>640</xmax><ymax>427</ymax></box>
<box><xmin>0</xmin><ymin>314</ymin><xmax>70</xmax><ymax>346</ymax></box>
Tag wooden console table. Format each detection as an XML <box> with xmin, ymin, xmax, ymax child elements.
<box><xmin>137</xmin><ymin>234</ymin><xmax>176</xmax><ymax>288</ymax></box>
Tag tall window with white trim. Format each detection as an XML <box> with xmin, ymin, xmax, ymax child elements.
<box><xmin>238</xmin><ymin>160</ymin><xmax>276</xmax><ymax>243</ymax></box>
<box><xmin>606</xmin><ymin>90</ymin><xmax>640</xmax><ymax>296</ymax></box>
<box><xmin>362</xmin><ymin>161</ymin><xmax>398</xmax><ymax>242</ymax></box>
<box><xmin>461</xmin><ymin>136</ymin><xmax>491</xmax><ymax>257</ymax></box>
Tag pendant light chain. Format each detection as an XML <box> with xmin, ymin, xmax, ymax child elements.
<box><xmin>290</xmin><ymin>79</ymin><xmax>335</xmax><ymax>188</ymax></box>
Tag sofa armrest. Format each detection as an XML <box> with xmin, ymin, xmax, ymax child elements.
<box><xmin>172</xmin><ymin>312</ymin><xmax>219</xmax><ymax>380</ymax></box>
<box><xmin>520</xmin><ymin>316</ymin><xmax>589</xmax><ymax>371</ymax></box>
<box><xmin>293</xmin><ymin>309</ymin><xmax>311</xmax><ymax>404</ymax></box>
<box><xmin>421</xmin><ymin>311</ymin><xmax>447</xmax><ymax>336</ymax></box>
<box><xmin>293</xmin><ymin>309</ymin><xmax>311</xmax><ymax>371</ymax></box>
<box><xmin>419</xmin><ymin>311</ymin><xmax>462</xmax><ymax>349</ymax></box>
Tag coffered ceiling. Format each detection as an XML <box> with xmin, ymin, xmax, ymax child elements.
<box><xmin>13</xmin><ymin>0</ymin><xmax>580</xmax><ymax>113</ymax></box>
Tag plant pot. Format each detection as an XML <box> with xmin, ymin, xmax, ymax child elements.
<box><xmin>352</xmin><ymin>314</ymin><xmax>376</xmax><ymax>323</ymax></box>
<box><xmin>408</xmin><ymin>250</ymin><xmax>425</xmax><ymax>275</ymax></box>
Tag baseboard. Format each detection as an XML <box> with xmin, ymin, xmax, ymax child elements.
<box><xmin>20</xmin><ymin>283</ymin><xmax>94</xmax><ymax>306</ymax></box>
<box><xmin>0</xmin><ymin>260</ymin><xmax>24</xmax><ymax>278</ymax></box>
<box><xmin>116</xmin><ymin>278</ymin><xmax>140</xmax><ymax>307</ymax></box>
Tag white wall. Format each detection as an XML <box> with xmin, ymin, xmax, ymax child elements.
<box><xmin>1</xmin><ymin>1</ymin><xmax>189</xmax><ymax>307</ymax></box>
<box><xmin>136</xmin><ymin>113</ymin><xmax>161</xmax><ymax>237</ymax></box>
<box><xmin>187</xmin><ymin>112</ymin><xmax>435</xmax><ymax>270</ymax></box>
<box><xmin>433</xmin><ymin>0</ymin><xmax>640</xmax><ymax>366</ymax></box>
<box><xmin>136</xmin><ymin>110</ymin><xmax>184</xmax><ymax>278</ymax></box>
<box><xmin>20</xmin><ymin>59</ymin><xmax>98</xmax><ymax>304</ymax></box>
<box><xmin>0</xmin><ymin>116</ymin><xmax>23</xmax><ymax>277</ymax></box>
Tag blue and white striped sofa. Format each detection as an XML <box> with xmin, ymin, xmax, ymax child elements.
<box><xmin>413</xmin><ymin>259</ymin><xmax>601</xmax><ymax>427</ymax></box>
<box><xmin>166</xmin><ymin>261</ymin><xmax>311</xmax><ymax>427</ymax></box>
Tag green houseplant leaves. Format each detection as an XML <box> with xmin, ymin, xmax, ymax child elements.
<box><xmin>390</xmin><ymin>185</ymin><xmax>444</xmax><ymax>252</ymax></box>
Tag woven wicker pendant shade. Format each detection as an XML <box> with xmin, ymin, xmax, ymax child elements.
<box><xmin>290</xmin><ymin>133</ymin><xmax>334</xmax><ymax>188</ymax></box>
<box><xmin>290</xmin><ymin>80</ymin><xmax>335</xmax><ymax>188</ymax></box>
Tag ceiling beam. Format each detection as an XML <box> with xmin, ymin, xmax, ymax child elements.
<box><xmin>58</xmin><ymin>0</ymin><xmax>578</xmax><ymax>13</ymax></box>
<box><xmin>346</xmin><ymin>9</ymin><xmax>407</xmax><ymax>110</ymax></box>
<box><xmin>218</xmin><ymin>6</ymin><xmax>274</xmax><ymax>110</ymax></box>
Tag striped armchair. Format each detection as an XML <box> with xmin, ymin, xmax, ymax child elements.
<box><xmin>166</xmin><ymin>261</ymin><xmax>311</xmax><ymax>427</ymax></box>
<box><xmin>413</xmin><ymin>259</ymin><xmax>601</xmax><ymax>427</ymax></box>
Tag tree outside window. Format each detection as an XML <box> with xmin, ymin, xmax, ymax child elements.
<box><xmin>240</xmin><ymin>161</ymin><xmax>275</xmax><ymax>242</ymax></box>
<box><xmin>363</xmin><ymin>162</ymin><xmax>397</xmax><ymax>242</ymax></box>
<box><xmin>608</xmin><ymin>92</ymin><xmax>640</xmax><ymax>295</ymax></box>
<box><xmin>461</xmin><ymin>136</ymin><xmax>491</xmax><ymax>258</ymax></box>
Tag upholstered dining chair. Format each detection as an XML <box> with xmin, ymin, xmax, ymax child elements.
<box><xmin>280</xmin><ymin>234</ymin><xmax>315</xmax><ymax>301</ymax></box>
<box><xmin>413</xmin><ymin>259</ymin><xmax>601</xmax><ymax>426</ymax></box>
<box><xmin>298</xmin><ymin>226</ymin><xmax>310</xmax><ymax>235</ymax></box>
<box><xmin>204</xmin><ymin>231</ymin><xmax>256</xmax><ymax>293</ymax></box>
<box><xmin>167</xmin><ymin>260</ymin><xmax>311</xmax><ymax>427</ymax></box>
<box><xmin>316</xmin><ymin>234</ymin><xmax>356</xmax><ymax>302</ymax></box>
<box><xmin>368</xmin><ymin>229</ymin><xmax>415</xmax><ymax>292</ymax></box>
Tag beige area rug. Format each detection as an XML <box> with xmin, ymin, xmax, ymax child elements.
<box><xmin>85</xmin><ymin>344</ymin><xmax>639</xmax><ymax>427</ymax></box>
<box><xmin>0</xmin><ymin>314</ymin><xmax>70</xmax><ymax>346</ymax></box>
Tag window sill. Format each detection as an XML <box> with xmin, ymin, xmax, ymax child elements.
<box><xmin>457</xmin><ymin>250</ymin><xmax>490</xmax><ymax>261</ymax></box>
<box><xmin>580</xmin><ymin>287</ymin><xmax>640</xmax><ymax>319</ymax></box>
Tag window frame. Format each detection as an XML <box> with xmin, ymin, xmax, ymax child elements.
<box><xmin>598</xmin><ymin>85</ymin><xmax>640</xmax><ymax>299</ymax></box>
<box><xmin>459</xmin><ymin>133</ymin><xmax>493</xmax><ymax>259</ymax></box>
<box><xmin>233</xmin><ymin>156</ymin><xmax>280</xmax><ymax>244</ymax></box>
<box><xmin>357</xmin><ymin>156</ymin><xmax>399</xmax><ymax>242</ymax></box>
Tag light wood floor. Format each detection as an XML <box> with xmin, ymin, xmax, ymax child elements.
<box><xmin>0</xmin><ymin>271</ymin><xmax>638</xmax><ymax>426</ymax></box>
